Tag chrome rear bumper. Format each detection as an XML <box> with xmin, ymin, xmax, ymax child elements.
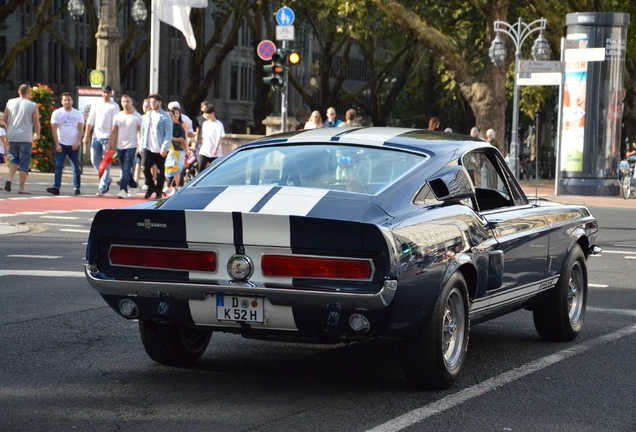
<box><xmin>85</xmin><ymin>264</ymin><xmax>397</xmax><ymax>311</ymax></box>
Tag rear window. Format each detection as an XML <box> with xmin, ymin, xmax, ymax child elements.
<box><xmin>193</xmin><ymin>144</ymin><xmax>426</xmax><ymax>195</ymax></box>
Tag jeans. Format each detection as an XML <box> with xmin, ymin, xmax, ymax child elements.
<box><xmin>90</xmin><ymin>137</ymin><xmax>110</xmax><ymax>193</ymax></box>
<box><xmin>54</xmin><ymin>145</ymin><xmax>81</xmax><ymax>190</ymax></box>
<box><xmin>117</xmin><ymin>148</ymin><xmax>138</xmax><ymax>191</ymax></box>
<box><xmin>141</xmin><ymin>149</ymin><xmax>166</xmax><ymax>194</ymax></box>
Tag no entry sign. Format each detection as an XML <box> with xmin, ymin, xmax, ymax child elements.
<box><xmin>257</xmin><ymin>40</ymin><xmax>277</xmax><ymax>61</ymax></box>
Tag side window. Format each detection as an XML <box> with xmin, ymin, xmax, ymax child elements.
<box><xmin>463</xmin><ymin>151</ymin><xmax>514</xmax><ymax>211</ymax></box>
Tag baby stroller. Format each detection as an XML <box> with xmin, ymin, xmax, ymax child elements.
<box><xmin>182</xmin><ymin>147</ymin><xmax>198</xmax><ymax>185</ymax></box>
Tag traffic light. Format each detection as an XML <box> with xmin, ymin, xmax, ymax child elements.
<box><xmin>263</xmin><ymin>49</ymin><xmax>286</xmax><ymax>88</ymax></box>
<box><xmin>288</xmin><ymin>50</ymin><xmax>300</xmax><ymax>66</ymax></box>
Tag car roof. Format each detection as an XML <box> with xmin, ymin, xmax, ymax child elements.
<box><xmin>245</xmin><ymin>127</ymin><xmax>494</xmax><ymax>158</ymax></box>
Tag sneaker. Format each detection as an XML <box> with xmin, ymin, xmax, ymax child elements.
<box><xmin>105</xmin><ymin>179</ymin><xmax>112</xmax><ymax>193</ymax></box>
<box><xmin>4</xmin><ymin>181</ymin><xmax>11</xmax><ymax>192</ymax></box>
<box><xmin>162</xmin><ymin>186</ymin><xmax>169</xmax><ymax>194</ymax></box>
<box><xmin>74</xmin><ymin>189</ymin><xmax>81</xmax><ymax>196</ymax></box>
<box><xmin>144</xmin><ymin>186</ymin><xmax>156</xmax><ymax>199</ymax></box>
<box><xmin>46</xmin><ymin>187</ymin><xmax>60</xmax><ymax>196</ymax></box>
<box><xmin>96</xmin><ymin>191</ymin><xmax>104</xmax><ymax>196</ymax></box>
<box><xmin>127</xmin><ymin>187</ymin><xmax>137</xmax><ymax>198</ymax></box>
<box><xmin>117</xmin><ymin>189</ymin><xmax>128</xmax><ymax>199</ymax></box>
<box><xmin>141</xmin><ymin>184</ymin><xmax>148</xmax><ymax>191</ymax></box>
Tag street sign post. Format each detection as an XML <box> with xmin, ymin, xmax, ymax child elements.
<box><xmin>275</xmin><ymin>6</ymin><xmax>295</xmax><ymax>133</ymax></box>
<box><xmin>276</xmin><ymin>25</ymin><xmax>294</xmax><ymax>41</ymax></box>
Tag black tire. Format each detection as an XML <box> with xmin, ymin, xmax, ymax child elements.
<box><xmin>139</xmin><ymin>321</ymin><xmax>212</xmax><ymax>366</ymax></box>
<box><xmin>533</xmin><ymin>244</ymin><xmax>587</xmax><ymax>342</ymax></box>
<box><xmin>400</xmin><ymin>273</ymin><xmax>470</xmax><ymax>389</ymax></box>
<box><xmin>621</xmin><ymin>175</ymin><xmax>631</xmax><ymax>200</ymax></box>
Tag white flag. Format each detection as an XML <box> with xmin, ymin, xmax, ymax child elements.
<box><xmin>158</xmin><ymin>5</ymin><xmax>197</xmax><ymax>50</ymax></box>
<box><xmin>158</xmin><ymin>0</ymin><xmax>207</xmax><ymax>7</ymax></box>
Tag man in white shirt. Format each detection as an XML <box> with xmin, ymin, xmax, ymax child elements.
<box><xmin>82</xmin><ymin>84</ymin><xmax>120</xmax><ymax>195</ymax></box>
<box><xmin>46</xmin><ymin>92</ymin><xmax>84</xmax><ymax>196</ymax></box>
<box><xmin>197</xmin><ymin>104</ymin><xmax>225</xmax><ymax>171</ymax></box>
<box><xmin>108</xmin><ymin>94</ymin><xmax>143</xmax><ymax>199</ymax></box>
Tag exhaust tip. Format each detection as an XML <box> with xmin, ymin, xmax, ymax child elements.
<box><xmin>119</xmin><ymin>299</ymin><xmax>138</xmax><ymax>318</ymax></box>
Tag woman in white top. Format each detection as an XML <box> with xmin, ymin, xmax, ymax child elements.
<box><xmin>304</xmin><ymin>110</ymin><xmax>323</xmax><ymax>129</ymax></box>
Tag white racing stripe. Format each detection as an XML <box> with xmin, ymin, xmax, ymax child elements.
<box><xmin>243</xmin><ymin>213</ymin><xmax>291</xmax><ymax>247</ymax></box>
<box><xmin>336</xmin><ymin>127</ymin><xmax>414</xmax><ymax>146</ymax></box>
<box><xmin>366</xmin><ymin>321</ymin><xmax>636</xmax><ymax>432</ymax></box>
<box><xmin>258</xmin><ymin>187</ymin><xmax>328</xmax><ymax>216</ymax></box>
<box><xmin>203</xmin><ymin>185</ymin><xmax>274</xmax><ymax>212</ymax></box>
<box><xmin>185</xmin><ymin>210</ymin><xmax>234</xmax><ymax>244</ymax></box>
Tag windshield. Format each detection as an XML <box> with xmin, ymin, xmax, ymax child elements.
<box><xmin>193</xmin><ymin>144</ymin><xmax>426</xmax><ymax>195</ymax></box>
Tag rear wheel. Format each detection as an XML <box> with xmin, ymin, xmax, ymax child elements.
<box><xmin>621</xmin><ymin>175</ymin><xmax>631</xmax><ymax>200</ymax></box>
<box><xmin>139</xmin><ymin>321</ymin><xmax>212</xmax><ymax>366</ymax></box>
<box><xmin>533</xmin><ymin>244</ymin><xmax>587</xmax><ymax>342</ymax></box>
<box><xmin>400</xmin><ymin>273</ymin><xmax>469</xmax><ymax>389</ymax></box>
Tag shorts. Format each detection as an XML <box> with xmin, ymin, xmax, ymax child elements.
<box><xmin>8</xmin><ymin>142</ymin><xmax>33</xmax><ymax>172</ymax></box>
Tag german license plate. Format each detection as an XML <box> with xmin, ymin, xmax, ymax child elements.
<box><xmin>216</xmin><ymin>295</ymin><xmax>264</xmax><ymax>323</ymax></box>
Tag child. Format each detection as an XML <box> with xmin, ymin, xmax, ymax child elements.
<box><xmin>164</xmin><ymin>109</ymin><xmax>186</xmax><ymax>196</ymax></box>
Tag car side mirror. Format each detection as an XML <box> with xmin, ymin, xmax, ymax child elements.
<box><xmin>428</xmin><ymin>166</ymin><xmax>476</xmax><ymax>202</ymax></box>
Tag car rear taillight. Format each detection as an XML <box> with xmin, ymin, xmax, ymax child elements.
<box><xmin>261</xmin><ymin>255</ymin><xmax>372</xmax><ymax>280</ymax></box>
<box><xmin>109</xmin><ymin>245</ymin><xmax>217</xmax><ymax>272</ymax></box>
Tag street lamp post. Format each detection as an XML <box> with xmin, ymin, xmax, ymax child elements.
<box><xmin>488</xmin><ymin>17</ymin><xmax>550</xmax><ymax>178</ymax></box>
<box><xmin>95</xmin><ymin>0</ymin><xmax>120</xmax><ymax>94</ymax></box>
<box><xmin>68</xmin><ymin>0</ymin><xmax>148</xmax><ymax>93</ymax></box>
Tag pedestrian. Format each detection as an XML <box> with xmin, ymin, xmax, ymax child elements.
<box><xmin>304</xmin><ymin>110</ymin><xmax>323</xmax><ymax>129</ymax></box>
<box><xmin>168</xmin><ymin>101</ymin><xmax>195</xmax><ymax>140</ymax></box>
<box><xmin>82</xmin><ymin>84</ymin><xmax>120</xmax><ymax>196</ymax></box>
<box><xmin>108</xmin><ymin>94</ymin><xmax>143</xmax><ymax>199</ymax></box>
<box><xmin>2</xmin><ymin>84</ymin><xmax>40</xmax><ymax>194</ymax></box>
<box><xmin>139</xmin><ymin>94</ymin><xmax>172</xmax><ymax>199</ymax></box>
<box><xmin>46</xmin><ymin>92</ymin><xmax>84</xmax><ymax>196</ymax></box>
<box><xmin>198</xmin><ymin>104</ymin><xmax>225</xmax><ymax>171</ymax></box>
<box><xmin>486</xmin><ymin>128</ymin><xmax>504</xmax><ymax>154</ymax></box>
<box><xmin>164</xmin><ymin>109</ymin><xmax>187</xmax><ymax>196</ymax></box>
<box><xmin>338</xmin><ymin>109</ymin><xmax>361</xmax><ymax>127</ymax></box>
<box><xmin>470</xmin><ymin>127</ymin><xmax>480</xmax><ymax>139</ymax></box>
<box><xmin>0</xmin><ymin>114</ymin><xmax>7</xmax><ymax>167</ymax></box>
<box><xmin>444</xmin><ymin>127</ymin><xmax>453</xmax><ymax>133</ymax></box>
<box><xmin>324</xmin><ymin>107</ymin><xmax>342</xmax><ymax>127</ymax></box>
<box><xmin>427</xmin><ymin>116</ymin><xmax>441</xmax><ymax>131</ymax></box>
<box><xmin>193</xmin><ymin>101</ymin><xmax>210</xmax><ymax>151</ymax></box>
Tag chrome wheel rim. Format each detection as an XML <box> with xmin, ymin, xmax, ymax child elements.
<box><xmin>568</xmin><ymin>261</ymin><xmax>584</xmax><ymax>325</ymax></box>
<box><xmin>442</xmin><ymin>287</ymin><xmax>466</xmax><ymax>368</ymax></box>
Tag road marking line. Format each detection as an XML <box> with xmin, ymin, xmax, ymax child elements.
<box><xmin>589</xmin><ymin>283</ymin><xmax>609</xmax><ymax>288</ymax></box>
<box><xmin>0</xmin><ymin>270</ymin><xmax>84</xmax><ymax>277</ymax></box>
<box><xmin>589</xmin><ymin>307</ymin><xmax>636</xmax><ymax>317</ymax></box>
<box><xmin>42</xmin><ymin>223</ymin><xmax>84</xmax><ymax>227</ymax></box>
<box><xmin>59</xmin><ymin>229</ymin><xmax>90</xmax><ymax>233</ymax></box>
<box><xmin>5</xmin><ymin>255</ymin><xmax>61</xmax><ymax>259</ymax></box>
<box><xmin>596</xmin><ymin>250</ymin><xmax>636</xmax><ymax>255</ymax></box>
<box><xmin>365</xmin><ymin>322</ymin><xmax>636</xmax><ymax>432</ymax></box>
<box><xmin>40</xmin><ymin>215</ymin><xmax>80</xmax><ymax>219</ymax></box>
<box><xmin>625</xmin><ymin>256</ymin><xmax>636</xmax><ymax>259</ymax></box>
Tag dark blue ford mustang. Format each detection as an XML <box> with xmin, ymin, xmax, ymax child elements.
<box><xmin>85</xmin><ymin>127</ymin><xmax>600</xmax><ymax>389</ymax></box>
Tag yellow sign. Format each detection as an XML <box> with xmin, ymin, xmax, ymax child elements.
<box><xmin>89</xmin><ymin>70</ymin><xmax>105</xmax><ymax>88</ymax></box>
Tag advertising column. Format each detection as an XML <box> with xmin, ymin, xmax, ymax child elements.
<box><xmin>559</xmin><ymin>12</ymin><xmax>629</xmax><ymax>196</ymax></box>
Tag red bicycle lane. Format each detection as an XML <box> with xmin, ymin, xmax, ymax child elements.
<box><xmin>0</xmin><ymin>194</ymin><xmax>145</xmax><ymax>215</ymax></box>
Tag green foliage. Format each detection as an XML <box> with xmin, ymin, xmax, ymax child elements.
<box><xmin>29</xmin><ymin>84</ymin><xmax>55</xmax><ymax>173</ymax></box>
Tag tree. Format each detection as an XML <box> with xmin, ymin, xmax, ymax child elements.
<box><xmin>182</xmin><ymin>0</ymin><xmax>248</xmax><ymax>118</ymax></box>
<box><xmin>372</xmin><ymin>0</ymin><xmax>510</xmax><ymax>151</ymax></box>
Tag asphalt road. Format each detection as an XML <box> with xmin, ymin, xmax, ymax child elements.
<box><xmin>0</xmin><ymin>201</ymin><xmax>635</xmax><ymax>431</ymax></box>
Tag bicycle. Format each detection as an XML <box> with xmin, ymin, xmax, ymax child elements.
<box><xmin>619</xmin><ymin>157</ymin><xmax>636</xmax><ymax>199</ymax></box>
